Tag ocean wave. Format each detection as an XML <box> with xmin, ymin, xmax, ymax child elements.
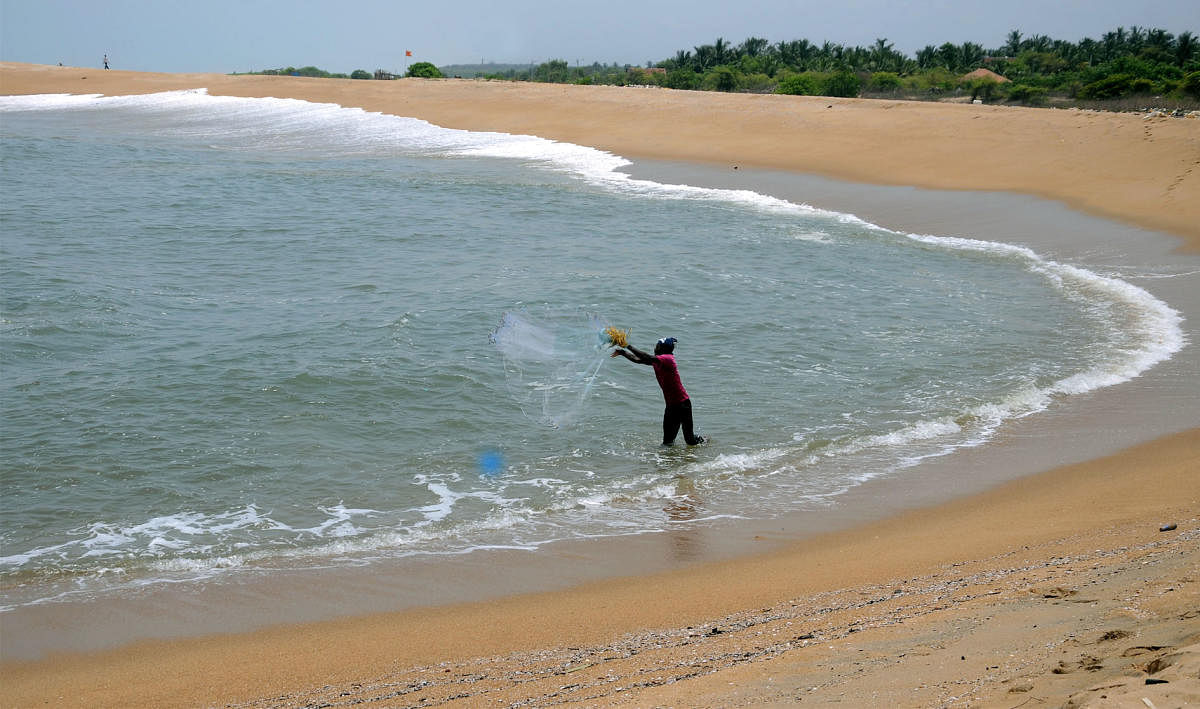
<box><xmin>901</xmin><ymin>233</ymin><xmax>1184</xmax><ymax>398</ymax></box>
<box><xmin>0</xmin><ymin>504</ymin><xmax>379</xmax><ymax>570</ymax></box>
<box><xmin>0</xmin><ymin>91</ymin><xmax>852</xmax><ymax>226</ymax></box>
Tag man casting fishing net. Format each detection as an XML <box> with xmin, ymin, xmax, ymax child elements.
<box><xmin>611</xmin><ymin>337</ymin><xmax>705</xmax><ymax>446</ymax></box>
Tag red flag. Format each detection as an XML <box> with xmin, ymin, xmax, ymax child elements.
<box><xmin>405</xmin><ymin>50</ymin><xmax>413</xmax><ymax>57</ymax></box>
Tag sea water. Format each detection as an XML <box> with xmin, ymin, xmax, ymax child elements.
<box><xmin>0</xmin><ymin>90</ymin><xmax>1184</xmax><ymax>612</ymax></box>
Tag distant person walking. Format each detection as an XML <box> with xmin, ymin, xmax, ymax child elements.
<box><xmin>103</xmin><ymin>55</ymin><xmax>109</xmax><ymax>70</ymax></box>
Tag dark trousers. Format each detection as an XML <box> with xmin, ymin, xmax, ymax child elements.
<box><xmin>663</xmin><ymin>398</ymin><xmax>700</xmax><ymax>445</ymax></box>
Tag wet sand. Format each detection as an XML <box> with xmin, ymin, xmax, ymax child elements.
<box><xmin>1</xmin><ymin>63</ymin><xmax>1198</xmax><ymax>707</ymax></box>
<box><xmin>2</xmin><ymin>433</ymin><xmax>1196</xmax><ymax>707</ymax></box>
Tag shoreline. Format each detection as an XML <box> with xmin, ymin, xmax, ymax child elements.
<box><xmin>2</xmin><ymin>64</ymin><xmax>1198</xmax><ymax>706</ymax></box>
<box><xmin>2</xmin><ymin>62</ymin><xmax>1198</xmax><ymax>247</ymax></box>
<box><xmin>3</xmin><ymin>432</ymin><xmax>1196</xmax><ymax>707</ymax></box>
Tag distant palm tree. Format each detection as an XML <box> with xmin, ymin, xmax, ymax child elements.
<box><xmin>1102</xmin><ymin>27</ymin><xmax>1127</xmax><ymax>61</ymax></box>
<box><xmin>669</xmin><ymin>50</ymin><xmax>692</xmax><ymax>71</ymax></box>
<box><xmin>1146</xmin><ymin>28</ymin><xmax>1173</xmax><ymax>52</ymax></box>
<box><xmin>869</xmin><ymin>38</ymin><xmax>902</xmax><ymax>71</ymax></box>
<box><xmin>740</xmin><ymin>37</ymin><xmax>769</xmax><ymax>58</ymax></box>
<box><xmin>815</xmin><ymin>41</ymin><xmax>842</xmax><ymax>71</ymax></box>
<box><xmin>960</xmin><ymin>42</ymin><xmax>985</xmax><ymax>70</ymax></box>
<box><xmin>916</xmin><ymin>45</ymin><xmax>937</xmax><ymax>69</ymax></box>
<box><xmin>1027</xmin><ymin>35</ymin><xmax>1052</xmax><ymax>52</ymax></box>
<box><xmin>936</xmin><ymin>42</ymin><xmax>959</xmax><ymax>70</ymax></box>
<box><xmin>1077</xmin><ymin>37</ymin><xmax>1100</xmax><ymax>64</ymax></box>
<box><xmin>712</xmin><ymin>37</ymin><xmax>731</xmax><ymax>65</ymax></box>
<box><xmin>1003</xmin><ymin>30</ymin><xmax>1023</xmax><ymax>56</ymax></box>
<box><xmin>1127</xmin><ymin>26</ymin><xmax>1146</xmax><ymax>51</ymax></box>
<box><xmin>1177</xmin><ymin>31</ymin><xmax>1197</xmax><ymax>66</ymax></box>
<box><xmin>776</xmin><ymin>39</ymin><xmax>815</xmax><ymax>69</ymax></box>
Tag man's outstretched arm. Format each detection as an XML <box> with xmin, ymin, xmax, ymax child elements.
<box><xmin>611</xmin><ymin>345</ymin><xmax>654</xmax><ymax>365</ymax></box>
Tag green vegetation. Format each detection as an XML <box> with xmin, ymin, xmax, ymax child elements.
<box><xmin>235</xmin><ymin>25</ymin><xmax>1198</xmax><ymax>112</ymax></box>
<box><xmin>439</xmin><ymin>63</ymin><xmax>534</xmax><ymax>78</ymax></box>
<box><xmin>252</xmin><ymin>66</ymin><xmax>350</xmax><ymax>79</ymax></box>
<box><xmin>1006</xmin><ymin>83</ymin><xmax>1049</xmax><ymax>106</ymax></box>
<box><xmin>462</xmin><ymin>26</ymin><xmax>1200</xmax><ymax>111</ymax></box>
<box><xmin>240</xmin><ymin>62</ymin><xmax>444</xmax><ymax>80</ymax></box>
<box><xmin>405</xmin><ymin>62</ymin><xmax>444</xmax><ymax>79</ymax></box>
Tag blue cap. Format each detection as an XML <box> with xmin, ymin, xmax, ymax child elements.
<box><xmin>657</xmin><ymin>337</ymin><xmax>677</xmax><ymax>346</ymax></box>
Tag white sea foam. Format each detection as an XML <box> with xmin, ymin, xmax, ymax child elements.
<box><xmin>902</xmin><ymin>232</ymin><xmax>1184</xmax><ymax>400</ymax></box>
<box><xmin>0</xmin><ymin>504</ymin><xmax>384</xmax><ymax>571</ymax></box>
<box><xmin>0</xmin><ymin>92</ymin><xmax>107</xmax><ymax>110</ymax></box>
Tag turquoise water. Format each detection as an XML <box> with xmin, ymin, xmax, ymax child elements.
<box><xmin>0</xmin><ymin>91</ymin><xmax>1183</xmax><ymax>610</ymax></box>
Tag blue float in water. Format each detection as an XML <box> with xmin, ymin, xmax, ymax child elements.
<box><xmin>478</xmin><ymin>450</ymin><xmax>504</xmax><ymax>477</ymax></box>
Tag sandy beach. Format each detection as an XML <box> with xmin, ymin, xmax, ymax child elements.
<box><xmin>2</xmin><ymin>63</ymin><xmax>1198</xmax><ymax>708</ymax></box>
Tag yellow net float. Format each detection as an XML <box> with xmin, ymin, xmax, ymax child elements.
<box><xmin>603</xmin><ymin>325</ymin><xmax>629</xmax><ymax>348</ymax></box>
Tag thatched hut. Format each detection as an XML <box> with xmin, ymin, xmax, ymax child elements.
<box><xmin>960</xmin><ymin>68</ymin><xmax>1011</xmax><ymax>83</ymax></box>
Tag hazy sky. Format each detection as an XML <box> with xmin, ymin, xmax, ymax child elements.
<box><xmin>2</xmin><ymin>0</ymin><xmax>1197</xmax><ymax>74</ymax></box>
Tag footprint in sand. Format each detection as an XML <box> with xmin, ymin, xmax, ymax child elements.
<box><xmin>1052</xmin><ymin>654</ymin><xmax>1104</xmax><ymax>674</ymax></box>
<box><xmin>1120</xmin><ymin>645</ymin><xmax>1170</xmax><ymax>657</ymax></box>
<box><xmin>1036</xmin><ymin>586</ymin><xmax>1077</xmax><ymax>599</ymax></box>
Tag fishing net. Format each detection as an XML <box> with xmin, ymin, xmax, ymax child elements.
<box><xmin>603</xmin><ymin>325</ymin><xmax>629</xmax><ymax>348</ymax></box>
<box><xmin>490</xmin><ymin>309</ymin><xmax>628</xmax><ymax>428</ymax></box>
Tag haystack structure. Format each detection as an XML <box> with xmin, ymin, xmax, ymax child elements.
<box><xmin>961</xmin><ymin>67</ymin><xmax>1011</xmax><ymax>83</ymax></box>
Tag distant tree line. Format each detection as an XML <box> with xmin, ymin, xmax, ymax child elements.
<box><xmin>255</xmin><ymin>66</ymin><xmax>350</xmax><ymax>79</ymax></box>
<box><xmin>236</xmin><ymin>26</ymin><xmax>1198</xmax><ymax>109</ymax></box>
<box><xmin>495</xmin><ymin>26</ymin><xmax>1200</xmax><ymax>108</ymax></box>
<box><xmin>244</xmin><ymin>62</ymin><xmax>443</xmax><ymax>80</ymax></box>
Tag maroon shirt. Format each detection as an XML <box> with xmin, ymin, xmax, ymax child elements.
<box><xmin>651</xmin><ymin>354</ymin><xmax>689</xmax><ymax>405</ymax></box>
